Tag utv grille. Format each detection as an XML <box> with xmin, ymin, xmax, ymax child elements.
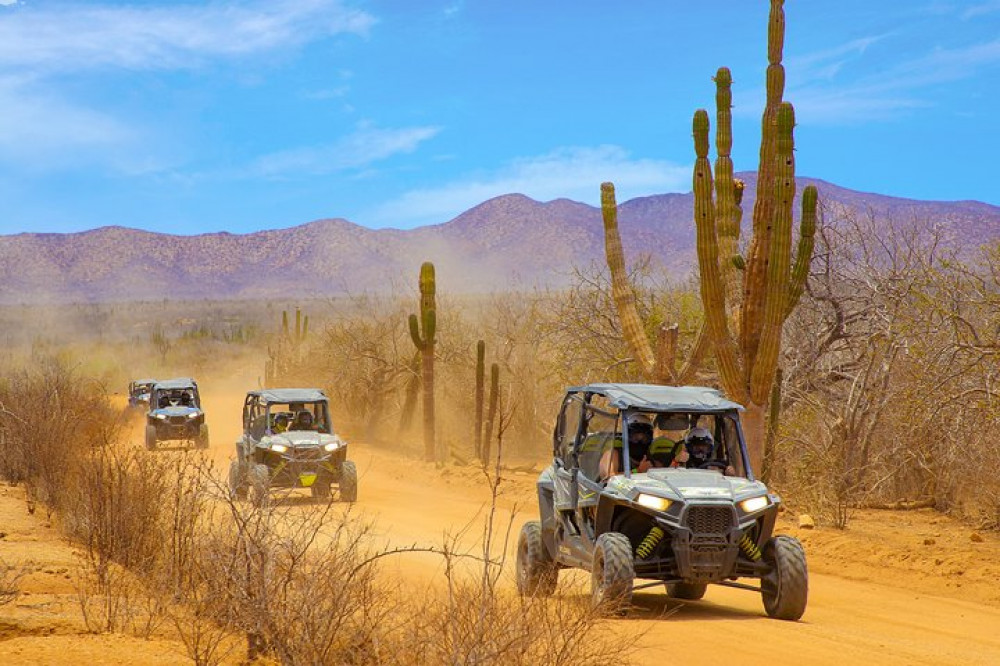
<box><xmin>169</xmin><ymin>416</ymin><xmax>187</xmax><ymax>425</ymax></box>
<box><xmin>685</xmin><ymin>506</ymin><xmax>734</xmax><ymax>535</ymax></box>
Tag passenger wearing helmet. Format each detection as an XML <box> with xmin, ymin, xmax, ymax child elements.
<box><xmin>291</xmin><ymin>410</ymin><xmax>316</xmax><ymax>431</ymax></box>
<box><xmin>272</xmin><ymin>412</ymin><xmax>290</xmax><ymax>434</ymax></box>
<box><xmin>598</xmin><ymin>413</ymin><xmax>655</xmax><ymax>479</ymax></box>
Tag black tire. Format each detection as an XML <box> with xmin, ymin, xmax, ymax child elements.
<box><xmin>339</xmin><ymin>460</ymin><xmax>357</xmax><ymax>502</ymax></box>
<box><xmin>196</xmin><ymin>424</ymin><xmax>210</xmax><ymax>450</ymax></box>
<box><xmin>666</xmin><ymin>582</ymin><xmax>708</xmax><ymax>600</ymax></box>
<box><xmin>144</xmin><ymin>425</ymin><xmax>157</xmax><ymax>451</ymax></box>
<box><xmin>228</xmin><ymin>460</ymin><xmax>247</xmax><ymax>501</ymax></box>
<box><xmin>591</xmin><ymin>532</ymin><xmax>634</xmax><ymax>614</ymax></box>
<box><xmin>516</xmin><ymin>521</ymin><xmax>558</xmax><ymax>597</ymax></box>
<box><xmin>249</xmin><ymin>464</ymin><xmax>270</xmax><ymax>508</ymax></box>
<box><xmin>310</xmin><ymin>480</ymin><xmax>332</xmax><ymax>502</ymax></box>
<box><xmin>761</xmin><ymin>535</ymin><xmax>808</xmax><ymax>620</ymax></box>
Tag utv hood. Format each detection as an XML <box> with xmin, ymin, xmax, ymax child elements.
<box><xmin>262</xmin><ymin>431</ymin><xmax>344</xmax><ymax>450</ymax></box>
<box><xmin>608</xmin><ymin>468</ymin><xmax>768</xmax><ymax>504</ymax></box>
<box><xmin>150</xmin><ymin>406</ymin><xmax>201</xmax><ymax>418</ymax></box>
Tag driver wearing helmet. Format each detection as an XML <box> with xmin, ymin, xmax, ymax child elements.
<box><xmin>599</xmin><ymin>413</ymin><xmax>656</xmax><ymax>479</ymax></box>
<box><xmin>683</xmin><ymin>427</ymin><xmax>735</xmax><ymax>475</ymax></box>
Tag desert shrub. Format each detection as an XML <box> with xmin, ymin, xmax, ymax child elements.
<box><xmin>0</xmin><ymin>356</ymin><xmax>120</xmax><ymax>516</ymax></box>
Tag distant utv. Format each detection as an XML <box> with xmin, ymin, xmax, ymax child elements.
<box><xmin>145</xmin><ymin>378</ymin><xmax>209</xmax><ymax>450</ymax></box>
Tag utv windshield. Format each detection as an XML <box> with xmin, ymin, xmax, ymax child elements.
<box><xmin>619</xmin><ymin>410</ymin><xmax>748</xmax><ymax>479</ymax></box>
<box><xmin>265</xmin><ymin>401</ymin><xmax>330</xmax><ymax>434</ymax></box>
<box><xmin>155</xmin><ymin>388</ymin><xmax>199</xmax><ymax>409</ymax></box>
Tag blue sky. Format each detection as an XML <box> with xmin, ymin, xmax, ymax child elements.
<box><xmin>1</xmin><ymin>0</ymin><xmax>999</xmax><ymax>235</ymax></box>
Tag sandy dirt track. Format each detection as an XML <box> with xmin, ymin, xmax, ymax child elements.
<box><xmin>1</xmin><ymin>379</ymin><xmax>999</xmax><ymax>665</ymax></box>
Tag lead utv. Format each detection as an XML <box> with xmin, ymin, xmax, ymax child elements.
<box><xmin>145</xmin><ymin>378</ymin><xmax>209</xmax><ymax>450</ymax></box>
<box><xmin>517</xmin><ymin>383</ymin><xmax>807</xmax><ymax>620</ymax></box>
<box><xmin>228</xmin><ymin>389</ymin><xmax>357</xmax><ymax>505</ymax></box>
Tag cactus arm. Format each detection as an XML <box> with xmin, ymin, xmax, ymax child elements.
<box><xmin>601</xmin><ymin>181</ymin><xmax>657</xmax><ymax>378</ymax></box>
<box><xmin>281</xmin><ymin>310</ymin><xmax>289</xmax><ymax>339</ymax></box>
<box><xmin>302</xmin><ymin>315</ymin><xmax>309</xmax><ymax>342</ymax></box>
<box><xmin>408</xmin><ymin>314</ymin><xmax>425</xmax><ymax>350</ymax></box>
<box><xmin>750</xmin><ymin>103</ymin><xmax>797</xmax><ymax>403</ymax></box>
<box><xmin>741</xmin><ymin>0</ymin><xmax>787</xmax><ymax>368</ymax></box>
<box><xmin>784</xmin><ymin>184</ymin><xmax>817</xmax><ymax>318</ymax></box>
<box><xmin>693</xmin><ymin>109</ymin><xmax>746</xmax><ymax>402</ymax></box>
<box><xmin>713</xmin><ymin>67</ymin><xmax>743</xmax><ymax>319</ymax></box>
<box><xmin>676</xmin><ymin>322</ymin><xmax>711</xmax><ymax>385</ymax></box>
<box><xmin>654</xmin><ymin>325</ymin><xmax>678</xmax><ymax>384</ymax></box>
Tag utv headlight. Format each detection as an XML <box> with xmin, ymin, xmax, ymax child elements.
<box><xmin>154</xmin><ymin>413</ymin><xmax>168</xmax><ymax>420</ymax></box>
<box><xmin>323</xmin><ymin>438</ymin><xmax>344</xmax><ymax>452</ymax></box>
<box><xmin>740</xmin><ymin>496</ymin><xmax>769</xmax><ymax>513</ymax></box>
<box><xmin>636</xmin><ymin>493</ymin><xmax>672</xmax><ymax>512</ymax></box>
<box><xmin>270</xmin><ymin>443</ymin><xmax>288</xmax><ymax>453</ymax></box>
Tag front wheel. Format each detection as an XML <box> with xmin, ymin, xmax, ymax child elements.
<box><xmin>761</xmin><ymin>535</ymin><xmax>808</xmax><ymax>620</ymax></box>
<box><xmin>516</xmin><ymin>521</ymin><xmax>558</xmax><ymax>597</ymax></box>
<box><xmin>591</xmin><ymin>532</ymin><xmax>634</xmax><ymax>614</ymax></box>
<box><xmin>196</xmin><ymin>423</ymin><xmax>210</xmax><ymax>450</ymax></box>
<box><xmin>228</xmin><ymin>460</ymin><xmax>247</xmax><ymax>501</ymax></box>
<box><xmin>144</xmin><ymin>425</ymin><xmax>157</xmax><ymax>451</ymax></box>
<box><xmin>249</xmin><ymin>464</ymin><xmax>271</xmax><ymax>508</ymax></box>
<box><xmin>339</xmin><ymin>460</ymin><xmax>357</xmax><ymax>502</ymax></box>
<box><xmin>310</xmin><ymin>480</ymin><xmax>332</xmax><ymax>502</ymax></box>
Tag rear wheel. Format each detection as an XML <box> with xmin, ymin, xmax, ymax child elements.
<box><xmin>228</xmin><ymin>460</ymin><xmax>247</xmax><ymax>501</ymax></box>
<box><xmin>761</xmin><ymin>535</ymin><xmax>808</xmax><ymax>620</ymax></box>
<box><xmin>516</xmin><ymin>521</ymin><xmax>558</xmax><ymax>597</ymax></box>
<box><xmin>249</xmin><ymin>464</ymin><xmax>270</xmax><ymax>508</ymax></box>
<box><xmin>666</xmin><ymin>582</ymin><xmax>708</xmax><ymax>600</ymax></box>
<box><xmin>591</xmin><ymin>532</ymin><xmax>634</xmax><ymax>614</ymax></box>
<box><xmin>144</xmin><ymin>425</ymin><xmax>157</xmax><ymax>451</ymax></box>
<box><xmin>339</xmin><ymin>460</ymin><xmax>357</xmax><ymax>502</ymax></box>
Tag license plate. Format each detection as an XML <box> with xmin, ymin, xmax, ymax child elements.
<box><xmin>298</xmin><ymin>473</ymin><xmax>317</xmax><ymax>487</ymax></box>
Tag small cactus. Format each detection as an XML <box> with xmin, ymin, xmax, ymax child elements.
<box><xmin>481</xmin><ymin>363</ymin><xmax>499</xmax><ymax>465</ymax></box>
<box><xmin>474</xmin><ymin>340</ymin><xmax>486</xmax><ymax>461</ymax></box>
<box><xmin>409</xmin><ymin>262</ymin><xmax>437</xmax><ymax>462</ymax></box>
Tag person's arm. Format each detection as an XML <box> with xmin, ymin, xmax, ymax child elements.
<box><xmin>598</xmin><ymin>449</ymin><xmax>620</xmax><ymax>479</ymax></box>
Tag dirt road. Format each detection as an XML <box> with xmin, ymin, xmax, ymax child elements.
<box><xmin>195</xmin><ymin>374</ymin><xmax>1000</xmax><ymax>666</ymax></box>
<box><xmin>3</xmin><ymin>377</ymin><xmax>996</xmax><ymax>665</ymax></box>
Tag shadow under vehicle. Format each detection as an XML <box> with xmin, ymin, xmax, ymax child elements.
<box><xmin>228</xmin><ymin>388</ymin><xmax>356</xmax><ymax>505</ymax></box>
<box><xmin>145</xmin><ymin>378</ymin><xmax>209</xmax><ymax>450</ymax></box>
<box><xmin>127</xmin><ymin>378</ymin><xmax>157</xmax><ymax>413</ymax></box>
<box><xmin>517</xmin><ymin>383</ymin><xmax>807</xmax><ymax>620</ymax></box>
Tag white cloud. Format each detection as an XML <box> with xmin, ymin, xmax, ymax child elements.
<box><xmin>248</xmin><ymin>123</ymin><xmax>441</xmax><ymax>177</ymax></box>
<box><xmin>366</xmin><ymin>146</ymin><xmax>690</xmax><ymax>228</ymax></box>
<box><xmin>0</xmin><ymin>0</ymin><xmax>375</xmax><ymax>72</ymax></box>
<box><xmin>735</xmin><ymin>34</ymin><xmax>1000</xmax><ymax>125</ymax></box>
<box><xmin>0</xmin><ymin>76</ymin><xmax>142</xmax><ymax>170</ymax></box>
<box><xmin>962</xmin><ymin>1</ymin><xmax>1000</xmax><ymax>19</ymax></box>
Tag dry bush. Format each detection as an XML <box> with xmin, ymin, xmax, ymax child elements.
<box><xmin>0</xmin><ymin>556</ymin><xmax>25</xmax><ymax>606</ymax></box>
<box><xmin>0</xmin><ymin>356</ymin><xmax>120</xmax><ymax>516</ymax></box>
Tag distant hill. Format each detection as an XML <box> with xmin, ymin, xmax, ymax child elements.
<box><xmin>2</xmin><ymin>173</ymin><xmax>998</xmax><ymax>303</ymax></box>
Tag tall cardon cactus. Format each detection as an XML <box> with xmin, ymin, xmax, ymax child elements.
<box><xmin>481</xmin><ymin>362</ymin><xmax>499</xmax><ymax>465</ymax></box>
<box><xmin>409</xmin><ymin>262</ymin><xmax>437</xmax><ymax>462</ymax></box>
<box><xmin>692</xmin><ymin>0</ymin><xmax>817</xmax><ymax>472</ymax></box>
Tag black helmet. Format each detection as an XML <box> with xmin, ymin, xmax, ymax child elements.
<box><xmin>296</xmin><ymin>410</ymin><xmax>314</xmax><ymax>427</ymax></box>
<box><xmin>625</xmin><ymin>413</ymin><xmax>653</xmax><ymax>449</ymax></box>
<box><xmin>685</xmin><ymin>427</ymin><xmax>714</xmax><ymax>464</ymax></box>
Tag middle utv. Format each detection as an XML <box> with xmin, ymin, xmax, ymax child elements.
<box><xmin>229</xmin><ymin>388</ymin><xmax>357</xmax><ymax>505</ymax></box>
<box><xmin>517</xmin><ymin>383</ymin><xmax>807</xmax><ymax>620</ymax></box>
